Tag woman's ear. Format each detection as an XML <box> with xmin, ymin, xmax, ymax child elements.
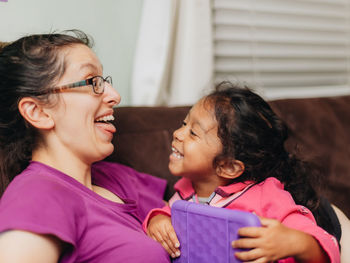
<box><xmin>216</xmin><ymin>159</ymin><xmax>245</xmax><ymax>180</ymax></box>
<box><xmin>18</xmin><ymin>97</ymin><xmax>54</xmax><ymax>129</ymax></box>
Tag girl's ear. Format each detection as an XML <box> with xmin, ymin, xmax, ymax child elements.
<box><xmin>216</xmin><ymin>159</ymin><xmax>245</xmax><ymax>180</ymax></box>
<box><xmin>18</xmin><ymin>97</ymin><xmax>54</xmax><ymax>129</ymax></box>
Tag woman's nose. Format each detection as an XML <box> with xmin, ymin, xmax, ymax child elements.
<box><xmin>104</xmin><ymin>82</ymin><xmax>121</xmax><ymax>106</ymax></box>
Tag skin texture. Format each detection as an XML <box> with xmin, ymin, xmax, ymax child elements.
<box><xmin>147</xmin><ymin>100</ymin><xmax>331</xmax><ymax>262</ymax></box>
<box><xmin>0</xmin><ymin>44</ymin><xmax>122</xmax><ymax>262</ymax></box>
<box><xmin>0</xmin><ymin>231</ymin><xmax>62</xmax><ymax>263</ymax></box>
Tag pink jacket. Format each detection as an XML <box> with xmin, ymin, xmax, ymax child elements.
<box><xmin>143</xmin><ymin>177</ymin><xmax>340</xmax><ymax>263</ymax></box>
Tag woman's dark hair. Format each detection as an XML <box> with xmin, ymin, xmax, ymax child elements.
<box><xmin>0</xmin><ymin>30</ymin><xmax>93</xmax><ymax>195</ymax></box>
<box><xmin>206</xmin><ymin>81</ymin><xmax>339</xmax><ymax>240</ymax></box>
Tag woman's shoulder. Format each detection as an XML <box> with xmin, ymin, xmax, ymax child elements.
<box><xmin>1</xmin><ymin>161</ymin><xmax>86</xmax><ymax>209</ymax></box>
<box><xmin>0</xmin><ymin>162</ymin><xmax>87</xmax><ymax>247</ymax></box>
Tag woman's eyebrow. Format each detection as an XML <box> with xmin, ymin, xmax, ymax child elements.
<box><xmin>79</xmin><ymin>63</ymin><xmax>102</xmax><ymax>72</ymax></box>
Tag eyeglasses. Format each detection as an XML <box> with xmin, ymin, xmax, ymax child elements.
<box><xmin>49</xmin><ymin>76</ymin><xmax>112</xmax><ymax>94</ymax></box>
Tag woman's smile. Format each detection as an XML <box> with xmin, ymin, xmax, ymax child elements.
<box><xmin>94</xmin><ymin>113</ymin><xmax>116</xmax><ymax>140</ymax></box>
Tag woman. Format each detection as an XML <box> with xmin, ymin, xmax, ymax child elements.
<box><xmin>0</xmin><ymin>31</ymin><xmax>170</xmax><ymax>262</ymax></box>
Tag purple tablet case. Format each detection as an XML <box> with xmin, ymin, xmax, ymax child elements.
<box><xmin>171</xmin><ymin>200</ymin><xmax>261</xmax><ymax>263</ymax></box>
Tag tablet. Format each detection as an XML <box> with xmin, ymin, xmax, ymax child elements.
<box><xmin>171</xmin><ymin>200</ymin><xmax>261</xmax><ymax>263</ymax></box>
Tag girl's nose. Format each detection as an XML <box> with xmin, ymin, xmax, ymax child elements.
<box><xmin>173</xmin><ymin>126</ymin><xmax>184</xmax><ymax>141</ymax></box>
<box><xmin>103</xmin><ymin>82</ymin><xmax>121</xmax><ymax>106</ymax></box>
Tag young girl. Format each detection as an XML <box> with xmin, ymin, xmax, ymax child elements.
<box><xmin>143</xmin><ymin>82</ymin><xmax>340</xmax><ymax>262</ymax></box>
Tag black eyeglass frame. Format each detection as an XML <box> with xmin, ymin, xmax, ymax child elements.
<box><xmin>48</xmin><ymin>76</ymin><xmax>112</xmax><ymax>94</ymax></box>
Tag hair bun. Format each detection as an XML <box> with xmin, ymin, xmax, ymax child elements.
<box><xmin>0</xmin><ymin>42</ymin><xmax>10</xmax><ymax>54</ymax></box>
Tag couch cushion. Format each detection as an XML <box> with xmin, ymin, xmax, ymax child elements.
<box><xmin>270</xmin><ymin>96</ymin><xmax>350</xmax><ymax>217</ymax></box>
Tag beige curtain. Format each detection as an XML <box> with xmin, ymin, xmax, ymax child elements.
<box><xmin>131</xmin><ymin>0</ymin><xmax>213</xmax><ymax>106</ymax></box>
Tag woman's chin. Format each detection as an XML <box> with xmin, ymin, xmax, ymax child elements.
<box><xmin>94</xmin><ymin>144</ymin><xmax>115</xmax><ymax>162</ymax></box>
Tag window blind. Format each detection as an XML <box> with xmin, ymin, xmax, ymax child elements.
<box><xmin>213</xmin><ymin>0</ymin><xmax>350</xmax><ymax>99</ymax></box>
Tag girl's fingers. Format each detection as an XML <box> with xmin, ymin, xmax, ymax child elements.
<box><xmin>167</xmin><ymin>227</ymin><xmax>180</xmax><ymax>248</ymax></box>
<box><xmin>234</xmin><ymin>248</ymin><xmax>265</xmax><ymax>262</ymax></box>
<box><xmin>152</xmin><ymin>232</ymin><xmax>176</xmax><ymax>257</ymax></box>
<box><xmin>166</xmin><ymin>227</ymin><xmax>181</xmax><ymax>257</ymax></box>
<box><xmin>163</xmin><ymin>235</ymin><xmax>179</xmax><ymax>257</ymax></box>
<box><xmin>237</xmin><ymin>217</ymin><xmax>279</xmax><ymax>238</ymax></box>
<box><xmin>259</xmin><ymin>217</ymin><xmax>279</xmax><ymax>226</ymax></box>
<box><xmin>232</xmin><ymin>237</ymin><xmax>261</xmax><ymax>249</ymax></box>
<box><xmin>148</xmin><ymin>218</ymin><xmax>182</xmax><ymax>258</ymax></box>
<box><xmin>160</xmin><ymin>239</ymin><xmax>175</xmax><ymax>257</ymax></box>
<box><xmin>237</xmin><ymin>226</ymin><xmax>264</xmax><ymax>238</ymax></box>
<box><xmin>154</xmin><ymin>228</ymin><xmax>180</xmax><ymax>258</ymax></box>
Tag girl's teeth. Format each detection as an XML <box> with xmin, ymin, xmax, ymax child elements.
<box><xmin>172</xmin><ymin>152</ymin><xmax>183</xmax><ymax>159</ymax></box>
<box><xmin>171</xmin><ymin>147</ymin><xmax>183</xmax><ymax>159</ymax></box>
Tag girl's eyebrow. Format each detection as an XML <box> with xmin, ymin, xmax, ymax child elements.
<box><xmin>193</xmin><ymin>120</ymin><xmax>210</xmax><ymax>133</ymax></box>
<box><xmin>188</xmin><ymin>110</ymin><xmax>211</xmax><ymax>133</ymax></box>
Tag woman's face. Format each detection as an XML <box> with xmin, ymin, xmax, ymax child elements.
<box><xmin>46</xmin><ymin>44</ymin><xmax>121</xmax><ymax>164</ymax></box>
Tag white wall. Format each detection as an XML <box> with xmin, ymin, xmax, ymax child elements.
<box><xmin>0</xmin><ymin>0</ymin><xmax>143</xmax><ymax>105</ymax></box>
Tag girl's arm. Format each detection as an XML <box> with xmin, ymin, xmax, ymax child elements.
<box><xmin>0</xmin><ymin>230</ymin><xmax>62</xmax><ymax>263</ymax></box>
<box><xmin>232</xmin><ymin>217</ymin><xmax>329</xmax><ymax>263</ymax></box>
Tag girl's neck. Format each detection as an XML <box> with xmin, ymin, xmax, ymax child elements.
<box><xmin>192</xmin><ymin>177</ymin><xmax>229</xmax><ymax>197</ymax></box>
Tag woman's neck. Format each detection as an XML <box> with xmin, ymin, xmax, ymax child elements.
<box><xmin>32</xmin><ymin>146</ymin><xmax>93</xmax><ymax>189</ymax></box>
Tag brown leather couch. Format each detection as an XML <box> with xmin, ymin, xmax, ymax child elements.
<box><xmin>1</xmin><ymin>40</ymin><xmax>348</xmax><ymax>216</ymax></box>
<box><xmin>107</xmin><ymin>95</ymin><xmax>350</xmax><ymax>218</ymax></box>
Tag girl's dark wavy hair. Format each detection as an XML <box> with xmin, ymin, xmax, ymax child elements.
<box><xmin>206</xmin><ymin>82</ymin><xmax>342</xmax><ymax>242</ymax></box>
<box><xmin>206</xmin><ymin>81</ymin><xmax>321</xmax><ymax>217</ymax></box>
<box><xmin>0</xmin><ymin>30</ymin><xmax>93</xmax><ymax>195</ymax></box>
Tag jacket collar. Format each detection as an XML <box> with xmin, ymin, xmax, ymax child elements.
<box><xmin>174</xmin><ymin>177</ymin><xmax>255</xmax><ymax>200</ymax></box>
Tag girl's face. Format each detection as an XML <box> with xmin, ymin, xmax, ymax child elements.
<box><xmin>45</xmin><ymin>44</ymin><xmax>121</xmax><ymax>164</ymax></box>
<box><xmin>169</xmin><ymin>99</ymin><xmax>222</xmax><ymax>181</ymax></box>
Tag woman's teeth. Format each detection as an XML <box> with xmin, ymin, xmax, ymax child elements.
<box><xmin>95</xmin><ymin>115</ymin><xmax>115</xmax><ymax>122</ymax></box>
<box><xmin>171</xmin><ymin>147</ymin><xmax>183</xmax><ymax>159</ymax></box>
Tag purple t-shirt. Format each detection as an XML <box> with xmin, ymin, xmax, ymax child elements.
<box><xmin>0</xmin><ymin>161</ymin><xmax>170</xmax><ymax>263</ymax></box>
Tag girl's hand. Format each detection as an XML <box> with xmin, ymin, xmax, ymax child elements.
<box><xmin>232</xmin><ymin>217</ymin><xmax>329</xmax><ymax>263</ymax></box>
<box><xmin>147</xmin><ymin>214</ymin><xmax>181</xmax><ymax>258</ymax></box>
<box><xmin>232</xmin><ymin>217</ymin><xmax>294</xmax><ymax>262</ymax></box>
